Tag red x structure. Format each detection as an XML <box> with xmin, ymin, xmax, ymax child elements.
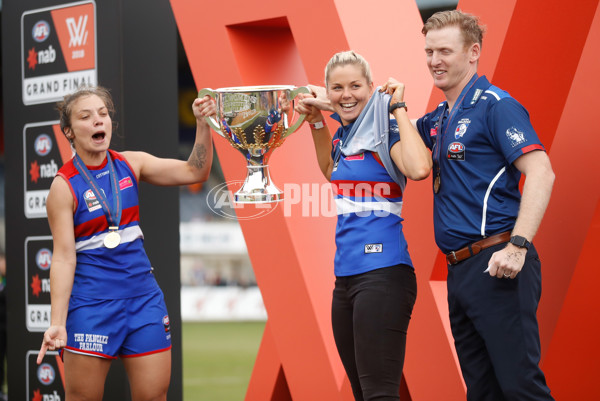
<box><xmin>171</xmin><ymin>0</ymin><xmax>600</xmax><ymax>399</ymax></box>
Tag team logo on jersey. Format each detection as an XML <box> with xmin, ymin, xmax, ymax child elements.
<box><xmin>447</xmin><ymin>142</ymin><xmax>465</xmax><ymax>161</ymax></box>
<box><xmin>119</xmin><ymin>176</ymin><xmax>133</xmax><ymax>190</ymax></box>
<box><xmin>390</xmin><ymin>123</ymin><xmax>399</xmax><ymax>134</ymax></box>
<box><xmin>364</xmin><ymin>243</ymin><xmax>383</xmax><ymax>254</ymax></box>
<box><xmin>83</xmin><ymin>189</ymin><xmax>102</xmax><ymax>212</ymax></box>
<box><xmin>37</xmin><ymin>363</ymin><xmax>55</xmax><ymax>385</ymax></box>
<box><xmin>506</xmin><ymin>127</ymin><xmax>527</xmax><ymax>147</ymax></box>
<box><xmin>455</xmin><ymin>118</ymin><xmax>471</xmax><ymax>139</ymax></box>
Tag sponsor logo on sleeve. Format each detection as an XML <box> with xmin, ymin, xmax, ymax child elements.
<box><xmin>119</xmin><ymin>176</ymin><xmax>133</xmax><ymax>190</ymax></box>
<box><xmin>506</xmin><ymin>127</ymin><xmax>527</xmax><ymax>147</ymax></box>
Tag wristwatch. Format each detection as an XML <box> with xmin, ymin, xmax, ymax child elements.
<box><xmin>389</xmin><ymin>102</ymin><xmax>407</xmax><ymax>113</ymax></box>
<box><xmin>509</xmin><ymin>235</ymin><xmax>531</xmax><ymax>249</ymax></box>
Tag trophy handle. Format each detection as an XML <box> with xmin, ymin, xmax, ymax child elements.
<box><xmin>197</xmin><ymin>88</ymin><xmax>222</xmax><ymax>134</ymax></box>
<box><xmin>285</xmin><ymin>86</ymin><xmax>311</xmax><ymax>136</ymax></box>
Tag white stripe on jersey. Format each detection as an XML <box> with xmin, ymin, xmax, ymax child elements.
<box><xmin>75</xmin><ymin>225</ymin><xmax>144</xmax><ymax>252</ymax></box>
<box><xmin>484</xmin><ymin>89</ymin><xmax>501</xmax><ymax>101</ymax></box>
<box><xmin>481</xmin><ymin>167</ymin><xmax>506</xmax><ymax>236</ymax></box>
<box><xmin>335</xmin><ymin>197</ymin><xmax>403</xmax><ymax>218</ymax></box>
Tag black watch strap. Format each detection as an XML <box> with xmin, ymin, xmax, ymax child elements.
<box><xmin>510</xmin><ymin>235</ymin><xmax>530</xmax><ymax>249</ymax></box>
<box><xmin>389</xmin><ymin>102</ymin><xmax>407</xmax><ymax>114</ymax></box>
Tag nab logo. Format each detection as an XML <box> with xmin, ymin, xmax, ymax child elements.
<box><xmin>36</xmin><ymin>248</ymin><xmax>52</xmax><ymax>271</ymax></box>
<box><xmin>32</xmin><ymin>20</ymin><xmax>51</xmax><ymax>42</ymax></box>
<box><xmin>448</xmin><ymin>142</ymin><xmax>464</xmax><ymax>153</ymax></box>
<box><xmin>37</xmin><ymin>363</ymin><xmax>55</xmax><ymax>385</ymax></box>
<box><xmin>37</xmin><ymin>45</ymin><xmax>57</xmax><ymax>66</ymax></box>
<box><xmin>34</xmin><ymin>134</ymin><xmax>53</xmax><ymax>156</ymax></box>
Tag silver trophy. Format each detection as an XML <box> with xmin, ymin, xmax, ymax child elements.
<box><xmin>198</xmin><ymin>85</ymin><xmax>309</xmax><ymax>203</ymax></box>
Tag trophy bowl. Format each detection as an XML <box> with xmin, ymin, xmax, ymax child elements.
<box><xmin>198</xmin><ymin>85</ymin><xmax>309</xmax><ymax>203</ymax></box>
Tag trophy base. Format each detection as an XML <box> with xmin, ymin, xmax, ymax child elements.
<box><xmin>234</xmin><ymin>165</ymin><xmax>284</xmax><ymax>204</ymax></box>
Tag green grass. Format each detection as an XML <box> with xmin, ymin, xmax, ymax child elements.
<box><xmin>182</xmin><ymin>321</ymin><xmax>265</xmax><ymax>401</ymax></box>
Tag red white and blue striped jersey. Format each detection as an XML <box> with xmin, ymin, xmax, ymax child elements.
<box><xmin>57</xmin><ymin>149</ymin><xmax>159</xmax><ymax>299</ymax></box>
<box><xmin>330</xmin><ymin>119</ymin><xmax>413</xmax><ymax>277</ymax></box>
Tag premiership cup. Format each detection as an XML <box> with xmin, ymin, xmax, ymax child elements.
<box><xmin>198</xmin><ymin>85</ymin><xmax>309</xmax><ymax>203</ymax></box>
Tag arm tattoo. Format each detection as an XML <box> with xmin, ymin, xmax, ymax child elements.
<box><xmin>188</xmin><ymin>144</ymin><xmax>208</xmax><ymax>169</ymax></box>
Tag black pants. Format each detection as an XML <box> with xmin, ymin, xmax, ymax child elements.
<box><xmin>448</xmin><ymin>243</ymin><xmax>554</xmax><ymax>401</ymax></box>
<box><xmin>332</xmin><ymin>265</ymin><xmax>417</xmax><ymax>401</ymax></box>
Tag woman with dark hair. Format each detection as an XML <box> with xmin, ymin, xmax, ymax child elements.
<box><xmin>37</xmin><ymin>86</ymin><xmax>215</xmax><ymax>401</ymax></box>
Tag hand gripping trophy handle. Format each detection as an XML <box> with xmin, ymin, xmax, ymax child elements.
<box><xmin>197</xmin><ymin>88</ymin><xmax>223</xmax><ymax>134</ymax></box>
<box><xmin>198</xmin><ymin>85</ymin><xmax>310</xmax><ymax>203</ymax></box>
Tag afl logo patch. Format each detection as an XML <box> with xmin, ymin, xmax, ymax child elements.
<box><xmin>37</xmin><ymin>363</ymin><xmax>55</xmax><ymax>385</ymax></box>
<box><xmin>32</xmin><ymin>20</ymin><xmax>51</xmax><ymax>43</ymax></box>
<box><xmin>34</xmin><ymin>134</ymin><xmax>53</xmax><ymax>156</ymax></box>
<box><xmin>447</xmin><ymin>142</ymin><xmax>465</xmax><ymax>161</ymax></box>
<box><xmin>84</xmin><ymin>189</ymin><xmax>102</xmax><ymax>212</ymax></box>
<box><xmin>163</xmin><ymin>315</ymin><xmax>171</xmax><ymax>333</ymax></box>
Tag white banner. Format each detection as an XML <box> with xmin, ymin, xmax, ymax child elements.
<box><xmin>180</xmin><ymin>286</ymin><xmax>267</xmax><ymax>321</ymax></box>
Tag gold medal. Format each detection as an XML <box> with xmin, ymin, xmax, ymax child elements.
<box><xmin>104</xmin><ymin>228</ymin><xmax>121</xmax><ymax>249</ymax></box>
<box><xmin>433</xmin><ymin>174</ymin><xmax>441</xmax><ymax>193</ymax></box>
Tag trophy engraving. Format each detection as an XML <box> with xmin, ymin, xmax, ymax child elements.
<box><xmin>198</xmin><ymin>85</ymin><xmax>309</xmax><ymax>203</ymax></box>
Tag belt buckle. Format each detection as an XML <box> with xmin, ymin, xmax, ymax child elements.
<box><xmin>448</xmin><ymin>251</ymin><xmax>457</xmax><ymax>264</ymax></box>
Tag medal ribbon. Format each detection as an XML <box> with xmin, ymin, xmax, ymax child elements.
<box><xmin>73</xmin><ymin>151</ymin><xmax>122</xmax><ymax>231</ymax></box>
<box><xmin>433</xmin><ymin>75</ymin><xmax>482</xmax><ymax>190</ymax></box>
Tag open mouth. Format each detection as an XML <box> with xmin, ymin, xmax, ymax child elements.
<box><xmin>92</xmin><ymin>132</ymin><xmax>106</xmax><ymax>141</ymax></box>
<box><xmin>340</xmin><ymin>102</ymin><xmax>358</xmax><ymax>111</ymax></box>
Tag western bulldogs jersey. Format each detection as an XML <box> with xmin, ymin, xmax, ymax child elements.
<box><xmin>416</xmin><ymin>75</ymin><xmax>545</xmax><ymax>253</ymax></box>
<box><xmin>330</xmin><ymin>117</ymin><xmax>413</xmax><ymax>277</ymax></box>
<box><xmin>57</xmin><ymin>149</ymin><xmax>159</xmax><ymax>299</ymax></box>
